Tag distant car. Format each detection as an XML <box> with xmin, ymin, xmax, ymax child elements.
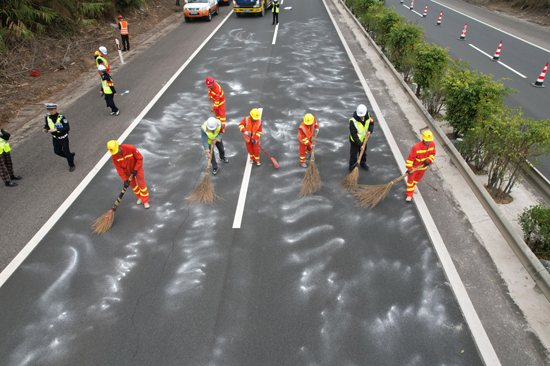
<box><xmin>183</xmin><ymin>0</ymin><xmax>219</xmax><ymax>22</ymax></box>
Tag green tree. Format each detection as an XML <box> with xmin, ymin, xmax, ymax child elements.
<box><xmin>375</xmin><ymin>8</ymin><xmax>402</xmax><ymax>52</ymax></box>
<box><xmin>387</xmin><ymin>21</ymin><xmax>422</xmax><ymax>83</ymax></box>
<box><xmin>442</xmin><ymin>60</ymin><xmax>514</xmax><ymax>136</ymax></box>
<box><xmin>412</xmin><ymin>42</ymin><xmax>448</xmax><ymax>97</ymax></box>
<box><xmin>0</xmin><ymin>0</ymin><xmax>57</xmax><ymax>39</ymax></box>
<box><xmin>478</xmin><ymin>107</ymin><xmax>550</xmax><ymax>199</ymax></box>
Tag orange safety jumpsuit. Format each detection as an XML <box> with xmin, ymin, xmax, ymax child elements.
<box><xmin>208</xmin><ymin>82</ymin><xmax>226</xmax><ymax>133</ymax></box>
<box><xmin>297</xmin><ymin>119</ymin><xmax>318</xmax><ymax>164</ymax></box>
<box><xmin>111</xmin><ymin>144</ymin><xmax>149</xmax><ymax>204</ymax></box>
<box><xmin>239</xmin><ymin>116</ymin><xmax>262</xmax><ymax>162</ymax></box>
<box><xmin>405</xmin><ymin>140</ymin><xmax>436</xmax><ymax>197</ymax></box>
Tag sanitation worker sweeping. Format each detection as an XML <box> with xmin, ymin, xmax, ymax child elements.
<box><xmin>92</xmin><ymin>171</ymin><xmax>136</xmax><ymax>234</ymax></box>
<box><xmin>299</xmin><ymin>113</ymin><xmax>320</xmax><ymax>197</ymax></box>
<box><xmin>340</xmin><ymin>104</ymin><xmax>374</xmax><ymax>192</ymax></box>
<box><xmin>353</xmin><ymin>130</ymin><xmax>435</xmax><ymax>207</ymax></box>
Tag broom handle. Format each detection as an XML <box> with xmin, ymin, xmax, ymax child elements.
<box><xmin>356</xmin><ymin>134</ymin><xmax>369</xmax><ymax>163</ymax></box>
<box><xmin>206</xmin><ymin>144</ymin><xmax>214</xmax><ymax>171</ymax></box>
<box><xmin>391</xmin><ymin>166</ymin><xmax>422</xmax><ymax>185</ymax></box>
<box><xmin>209</xmin><ymin>97</ymin><xmax>214</xmax><ymax>117</ymax></box>
<box><xmin>310</xmin><ymin>128</ymin><xmax>319</xmax><ymax>162</ymax></box>
<box><xmin>111</xmin><ymin>172</ymin><xmax>136</xmax><ymax>212</ymax></box>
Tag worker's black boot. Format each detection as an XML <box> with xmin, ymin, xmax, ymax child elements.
<box><xmin>5</xmin><ymin>181</ymin><xmax>17</xmax><ymax>187</ymax></box>
<box><xmin>10</xmin><ymin>175</ymin><xmax>22</xmax><ymax>180</ymax></box>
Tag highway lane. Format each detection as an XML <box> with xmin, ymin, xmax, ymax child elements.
<box><xmin>386</xmin><ymin>0</ymin><xmax>550</xmax><ymax>177</ymax></box>
<box><xmin>0</xmin><ymin>0</ymin><xmax>499</xmax><ymax>365</ymax></box>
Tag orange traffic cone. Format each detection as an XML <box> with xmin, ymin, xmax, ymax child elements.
<box><xmin>435</xmin><ymin>11</ymin><xmax>442</xmax><ymax>25</ymax></box>
<box><xmin>458</xmin><ymin>23</ymin><xmax>467</xmax><ymax>41</ymax></box>
<box><xmin>532</xmin><ymin>63</ymin><xmax>548</xmax><ymax>88</ymax></box>
<box><xmin>422</xmin><ymin>5</ymin><xmax>428</xmax><ymax>17</ymax></box>
<box><xmin>492</xmin><ymin>41</ymin><xmax>502</xmax><ymax>61</ymax></box>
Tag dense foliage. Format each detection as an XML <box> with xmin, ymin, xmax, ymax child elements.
<box><xmin>519</xmin><ymin>205</ymin><xmax>550</xmax><ymax>259</ymax></box>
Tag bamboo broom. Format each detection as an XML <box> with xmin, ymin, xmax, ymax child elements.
<box><xmin>340</xmin><ymin>135</ymin><xmax>369</xmax><ymax>192</ymax></box>
<box><xmin>353</xmin><ymin>166</ymin><xmax>422</xmax><ymax>208</ymax></box>
<box><xmin>91</xmin><ymin>172</ymin><xmax>136</xmax><ymax>235</ymax></box>
<box><xmin>299</xmin><ymin>129</ymin><xmax>321</xmax><ymax>197</ymax></box>
<box><xmin>187</xmin><ymin>144</ymin><xmax>221</xmax><ymax>205</ymax></box>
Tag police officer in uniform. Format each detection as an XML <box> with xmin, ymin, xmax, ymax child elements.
<box><xmin>272</xmin><ymin>0</ymin><xmax>280</xmax><ymax>25</ymax></box>
<box><xmin>42</xmin><ymin>103</ymin><xmax>76</xmax><ymax>172</ymax></box>
<box><xmin>349</xmin><ymin>104</ymin><xmax>374</xmax><ymax>171</ymax></box>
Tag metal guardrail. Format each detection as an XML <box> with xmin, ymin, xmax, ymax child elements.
<box><xmin>338</xmin><ymin>0</ymin><xmax>550</xmax><ymax>302</ymax></box>
<box><xmin>523</xmin><ymin>164</ymin><xmax>550</xmax><ymax>204</ymax></box>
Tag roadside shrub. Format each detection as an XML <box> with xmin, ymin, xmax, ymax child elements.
<box><xmin>412</xmin><ymin>42</ymin><xmax>448</xmax><ymax>97</ymax></box>
<box><xmin>387</xmin><ymin>21</ymin><xmax>422</xmax><ymax>83</ymax></box>
<box><xmin>376</xmin><ymin>8</ymin><xmax>403</xmax><ymax>52</ymax></box>
<box><xmin>442</xmin><ymin>59</ymin><xmax>514</xmax><ymax>136</ymax></box>
<box><xmin>519</xmin><ymin>204</ymin><xmax>550</xmax><ymax>259</ymax></box>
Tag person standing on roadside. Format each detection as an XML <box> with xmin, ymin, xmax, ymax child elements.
<box><xmin>42</xmin><ymin>103</ymin><xmax>76</xmax><ymax>172</ymax></box>
<box><xmin>202</xmin><ymin>117</ymin><xmax>229</xmax><ymax>176</ymax></box>
<box><xmin>272</xmin><ymin>0</ymin><xmax>279</xmax><ymax>25</ymax></box>
<box><xmin>0</xmin><ymin>128</ymin><xmax>22</xmax><ymax>187</ymax></box>
<box><xmin>118</xmin><ymin>15</ymin><xmax>130</xmax><ymax>51</ymax></box>
<box><xmin>95</xmin><ymin>46</ymin><xmax>110</xmax><ymax>75</ymax></box>
<box><xmin>99</xmin><ymin>65</ymin><xmax>120</xmax><ymax>116</ymax></box>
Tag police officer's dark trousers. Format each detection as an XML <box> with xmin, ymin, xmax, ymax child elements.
<box><xmin>105</xmin><ymin>94</ymin><xmax>119</xmax><ymax>113</ymax></box>
<box><xmin>272</xmin><ymin>12</ymin><xmax>278</xmax><ymax>24</ymax></box>
<box><xmin>53</xmin><ymin>137</ymin><xmax>74</xmax><ymax>167</ymax></box>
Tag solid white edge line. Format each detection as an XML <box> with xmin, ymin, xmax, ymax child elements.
<box><xmin>469</xmin><ymin>44</ymin><xmax>528</xmax><ymax>78</ymax></box>
<box><xmin>0</xmin><ymin>10</ymin><xmax>235</xmax><ymax>290</ymax></box>
<box><xmin>403</xmin><ymin>4</ymin><xmax>411</xmax><ymax>9</ymax></box>
<box><xmin>430</xmin><ymin>0</ymin><xmax>550</xmax><ymax>54</ymax></box>
<box><xmin>411</xmin><ymin>10</ymin><xmax>423</xmax><ymax>17</ymax></box>
<box><xmin>273</xmin><ymin>23</ymin><xmax>279</xmax><ymax>45</ymax></box>
<box><xmin>232</xmin><ymin>108</ymin><xmax>262</xmax><ymax>229</ymax></box>
<box><xmin>324</xmin><ymin>0</ymin><xmax>502</xmax><ymax>364</ymax></box>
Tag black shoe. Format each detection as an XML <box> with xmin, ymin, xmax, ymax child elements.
<box><xmin>219</xmin><ymin>157</ymin><xmax>229</xmax><ymax>163</ymax></box>
<box><xmin>10</xmin><ymin>175</ymin><xmax>22</xmax><ymax>180</ymax></box>
<box><xmin>360</xmin><ymin>164</ymin><xmax>369</xmax><ymax>171</ymax></box>
<box><xmin>69</xmin><ymin>166</ymin><xmax>75</xmax><ymax>172</ymax></box>
<box><xmin>72</xmin><ymin>152</ymin><xmax>76</xmax><ymax>157</ymax></box>
<box><xmin>122</xmin><ymin>48</ymin><xmax>127</xmax><ymax>51</ymax></box>
<box><xmin>213</xmin><ymin>167</ymin><xmax>219</xmax><ymax>175</ymax></box>
<box><xmin>5</xmin><ymin>181</ymin><xmax>17</xmax><ymax>187</ymax></box>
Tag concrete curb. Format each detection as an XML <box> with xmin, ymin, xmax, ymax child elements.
<box><xmin>338</xmin><ymin>0</ymin><xmax>550</xmax><ymax>302</ymax></box>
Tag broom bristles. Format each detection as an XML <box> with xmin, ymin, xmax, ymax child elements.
<box><xmin>340</xmin><ymin>167</ymin><xmax>359</xmax><ymax>192</ymax></box>
<box><xmin>299</xmin><ymin>160</ymin><xmax>321</xmax><ymax>197</ymax></box>
<box><xmin>353</xmin><ymin>182</ymin><xmax>394</xmax><ymax>208</ymax></box>
<box><xmin>91</xmin><ymin>209</ymin><xmax>115</xmax><ymax>235</ymax></box>
<box><xmin>187</xmin><ymin>172</ymin><xmax>222</xmax><ymax>205</ymax></box>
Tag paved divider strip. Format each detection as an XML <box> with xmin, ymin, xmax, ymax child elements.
<box><xmin>337</xmin><ymin>0</ymin><xmax>550</xmax><ymax>302</ymax></box>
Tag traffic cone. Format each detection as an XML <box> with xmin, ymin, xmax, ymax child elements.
<box><xmin>422</xmin><ymin>5</ymin><xmax>428</xmax><ymax>17</ymax></box>
<box><xmin>435</xmin><ymin>11</ymin><xmax>442</xmax><ymax>25</ymax></box>
<box><xmin>532</xmin><ymin>63</ymin><xmax>548</xmax><ymax>88</ymax></box>
<box><xmin>400</xmin><ymin>0</ymin><xmax>403</xmax><ymax>3</ymax></box>
<box><xmin>492</xmin><ymin>41</ymin><xmax>502</xmax><ymax>61</ymax></box>
<box><xmin>410</xmin><ymin>0</ymin><xmax>414</xmax><ymax>9</ymax></box>
<box><xmin>458</xmin><ymin>23</ymin><xmax>467</xmax><ymax>41</ymax></box>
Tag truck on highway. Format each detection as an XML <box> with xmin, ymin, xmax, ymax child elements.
<box><xmin>233</xmin><ymin>0</ymin><xmax>273</xmax><ymax>17</ymax></box>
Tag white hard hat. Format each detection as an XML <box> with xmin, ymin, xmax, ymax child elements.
<box><xmin>98</xmin><ymin>65</ymin><xmax>107</xmax><ymax>72</ymax></box>
<box><xmin>356</xmin><ymin>104</ymin><xmax>367</xmax><ymax>117</ymax></box>
<box><xmin>206</xmin><ymin>117</ymin><xmax>219</xmax><ymax>130</ymax></box>
<box><xmin>99</xmin><ymin>46</ymin><xmax>107</xmax><ymax>55</ymax></box>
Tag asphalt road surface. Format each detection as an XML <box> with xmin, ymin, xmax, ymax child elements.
<box><xmin>385</xmin><ymin>0</ymin><xmax>550</xmax><ymax>178</ymax></box>
<box><xmin>0</xmin><ymin>0</ymin><xmax>548</xmax><ymax>365</ymax></box>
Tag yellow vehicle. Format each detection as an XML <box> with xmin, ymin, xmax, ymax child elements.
<box><xmin>233</xmin><ymin>0</ymin><xmax>273</xmax><ymax>17</ymax></box>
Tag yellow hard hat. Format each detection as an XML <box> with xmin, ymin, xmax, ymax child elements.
<box><xmin>107</xmin><ymin>140</ymin><xmax>119</xmax><ymax>155</ymax></box>
<box><xmin>250</xmin><ymin>108</ymin><xmax>261</xmax><ymax>120</ymax></box>
<box><xmin>422</xmin><ymin>130</ymin><xmax>434</xmax><ymax>142</ymax></box>
<box><xmin>303</xmin><ymin>113</ymin><xmax>314</xmax><ymax>125</ymax></box>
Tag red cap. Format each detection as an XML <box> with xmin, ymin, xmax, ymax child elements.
<box><xmin>206</xmin><ymin>77</ymin><xmax>214</xmax><ymax>87</ymax></box>
<box><xmin>118</xmin><ymin>15</ymin><xmax>123</xmax><ymax>19</ymax></box>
